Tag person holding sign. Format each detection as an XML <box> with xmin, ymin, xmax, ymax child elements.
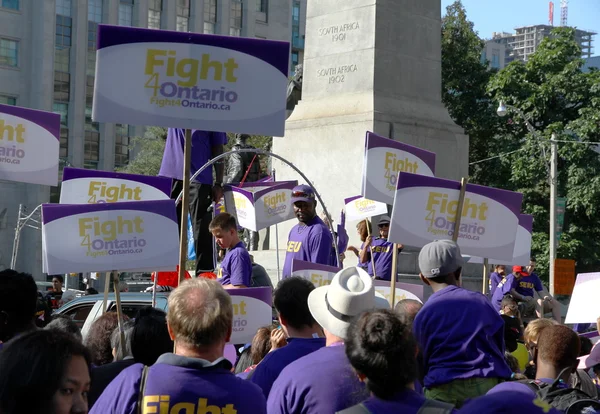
<box><xmin>359</xmin><ymin>216</ymin><xmax>404</xmax><ymax>281</ymax></box>
<box><xmin>282</xmin><ymin>185</ymin><xmax>335</xmax><ymax>278</ymax></box>
<box><xmin>413</xmin><ymin>240</ymin><xmax>511</xmax><ymax>407</ymax></box>
<box><xmin>209</xmin><ymin>213</ymin><xmax>252</xmax><ymax>289</ymax></box>
<box><xmin>489</xmin><ymin>265</ymin><xmax>507</xmax><ymax>298</ymax></box>
<box><xmin>91</xmin><ymin>279</ymin><xmax>267</xmax><ymax>414</ymax></box>
<box><xmin>159</xmin><ymin>128</ymin><xmax>227</xmax><ymax>276</ymax></box>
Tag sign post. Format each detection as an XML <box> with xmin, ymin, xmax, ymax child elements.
<box><xmin>482</xmin><ymin>258</ymin><xmax>489</xmax><ymax>295</ymax></box>
<box><xmin>178</xmin><ymin>129</ymin><xmax>192</xmax><ymax>285</ymax></box>
<box><xmin>111</xmin><ymin>269</ymin><xmax>127</xmax><ymax>358</ymax></box>
<box><xmin>556</xmin><ymin>197</ymin><xmax>567</xmax><ymax>246</ymax></box>
<box><xmin>390</xmin><ymin>245</ymin><xmax>398</xmax><ymax>307</ymax></box>
<box><xmin>453</xmin><ymin>178</ymin><xmax>469</xmax><ymax>243</ymax></box>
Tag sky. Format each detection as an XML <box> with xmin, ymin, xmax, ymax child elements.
<box><xmin>441</xmin><ymin>0</ymin><xmax>600</xmax><ymax>56</ymax></box>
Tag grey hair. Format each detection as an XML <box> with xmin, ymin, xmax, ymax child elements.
<box><xmin>110</xmin><ymin>319</ymin><xmax>135</xmax><ymax>361</ymax></box>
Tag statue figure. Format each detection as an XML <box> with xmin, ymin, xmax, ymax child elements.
<box><xmin>226</xmin><ymin>133</ymin><xmax>262</xmax><ymax>250</ymax></box>
<box><xmin>286</xmin><ymin>64</ymin><xmax>303</xmax><ymax>119</ymax></box>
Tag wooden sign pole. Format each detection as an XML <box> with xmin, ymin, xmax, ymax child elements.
<box><xmin>178</xmin><ymin>128</ymin><xmax>193</xmax><ymax>285</ymax></box>
<box><xmin>102</xmin><ymin>271</ymin><xmax>110</xmax><ymax>314</ymax></box>
<box><xmin>452</xmin><ymin>178</ymin><xmax>469</xmax><ymax>242</ymax></box>
<box><xmin>111</xmin><ymin>270</ymin><xmax>127</xmax><ymax>359</ymax></box>
<box><xmin>365</xmin><ymin>219</ymin><xmax>377</xmax><ymax>279</ymax></box>
<box><xmin>390</xmin><ymin>244</ymin><xmax>398</xmax><ymax>308</ymax></box>
<box><xmin>482</xmin><ymin>258</ymin><xmax>489</xmax><ymax>295</ymax></box>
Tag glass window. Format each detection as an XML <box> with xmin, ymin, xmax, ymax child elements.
<box><xmin>256</xmin><ymin>0</ymin><xmax>267</xmax><ymax>12</ymax></box>
<box><xmin>85</xmin><ymin>106</ymin><xmax>99</xmax><ymax>132</ymax></box>
<box><xmin>87</xmin><ymin>22</ymin><xmax>98</xmax><ymax>77</ymax></box>
<box><xmin>63</xmin><ymin>304</ymin><xmax>94</xmax><ymax>330</ymax></box>
<box><xmin>54</xmin><ymin>72</ymin><xmax>70</xmax><ymax>102</ymax></box>
<box><xmin>56</xmin><ymin>15</ymin><xmax>72</xmax><ymax>48</ymax></box>
<box><xmin>59</xmin><ymin>127</ymin><xmax>68</xmax><ymax>157</ymax></box>
<box><xmin>55</xmin><ymin>0</ymin><xmax>71</xmax><ymax>17</ymax></box>
<box><xmin>1</xmin><ymin>0</ymin><xmax>19</xmax><ymax>11</ymax></box>
<box><xmin>55</xmin><ymin>47</ymin><xmax>70</xmax><ymax>72</ymax></box>
<box><xmin>230</xmin><ymin>0</ymin><xmax>242</xmax><ymax>37</ymax></box>
<box><xmin>203</xmin><ymin>0</ymin><xmax>217</xmax><ymax>34</ymax></box>
<box><xmin>53</xmin><ymin>103</ymin><xmax>69</xmax><ymax>126</ymax></box>
<box><xmin>84</xmin><ymin>130</ymin><xmax>100</xmax><ymax>162</ymax></box>
<box><xmin>0</xmin><ymin>38</ymin><xmax>18</xmax><ymax>67</ymax></box>
<box><xmin>176</xmin><ymin>16</ymin><xmax>188</xmax><ymax>32</ymax></box>
<box><xmin>176</xmin><ymin>0</ymin><xmax>189</xmax><ymax>32</ymax></box>
<box><xmin>0</xmin><ymin>95</ymin><xmax>16</xmax><ymax>105</ymax></box>
<box><xmin>86</xmin><ymin>76</ymin><xmax>94</xmax><ymax>107</ymax></box>
<box><xmin>118</xmin><ymin>2</ymin><xmax>133</xmax><ymax>26</ymax></box>
<box><xmin>148</xmin><ymin>10</ymin><xmax>161</xmax><ymax>29</ymax></box>
<box><xmin>88</xmin><ymin>0</ymin><xmax>102</xmax><ymax>23</ymax></box>
<box><xmin>115</xmin><ymin>124</ymin><xmax>131</xmax><ymax>167</ymax></box>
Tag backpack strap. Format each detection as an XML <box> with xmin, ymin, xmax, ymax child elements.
<box><xmin>336</xmin><ymin>403</ymin><xmax>371</xmax><ymax>414</ymax></box>
<box><xmin>137</xmin><ymin>365</ymin><xmax>150</xmax><ymax>414</ymax></box>
<box><xmin>416</xmin><ymin>399</ymin><xmax>456</xmax><ymax>414</ymax></box>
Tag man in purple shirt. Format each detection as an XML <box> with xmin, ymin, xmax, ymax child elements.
<box><xmin>267</xmin><ymin>267</ymin><xmax>389</xmax><ymax>413</ymax></box>
<box><xmin>90</xmin><ymin>278</ymin><xmax>266</xmax><ymax>414</ymax></box>
<box><xmin>250</xmin><ymin>277</ymin><xmax>325</xmax><ymax>397</ymax></box>
<box><xmin>511</xmin><ymin>259</ymin><xmax>561</xmax><ymax>322</ymax></box>
<box><xmin>489</xmin><ymin>264</ymin><xmax>506</xmax><ymax>298</ymax></box>
<box><xmin>209</xmin><ymin>213</ymin><xmax>252</xmax><ymax>288</ymax></box>
<box><xmin>0</xmin><ymin>269</ymin><xmax>37</xmax><ymax>346</ymax></box>
<box><xmin>159</xmin><ymin>128</ymin><xmax>227</xmax><ymax>275</ymax></box>
<box><xmin>360</xmin><ymin>215</ymin><xmax>404</xmax><ymax>281</ymax></box>
<box><xmin>282</xmin><ymin>185</ymin><xmax>335</xmax><ymax>278</ymax></box>
<box><xmin>413</xmin><ymin>240</ymin><xmax>512</xmax><ymax>408</ymax></box>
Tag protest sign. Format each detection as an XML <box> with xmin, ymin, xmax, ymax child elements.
<box><xmin>92</xmin><ymin>25</ymin><xmax>289</xmax><ymax>136</ymax></box>
<box><xmin>565</xmin><ymin>273</ymin><xmax>600</xmax><ymax>324</ymax></box>
<box><xmin>42</xmin><ymin>200</ymin><xmax>179</xmax><ymax>274</ymax></box>
<box><xmin>60</xmin><ymin>167</ymin><xmax>171</xmax><ymax>204</ymax></box>
<box><xmin>362</xmin><ymin>132</ymin><xmax>436</xmax><ymax>205</ymax></box>
<box><xmin>554</xmin><ymin>259</ymin><xmax>576</xmax><ymax>296</ymax></box>
<box><xmin>223</xmin><ymin>181</ymin><xmax>298</xmax><ymax>232</ymax></box>
<box><xmin>469</xmin><ymin>214</ymin><xmax>533</xmax><ymax>266</ymax></box>
<box><xmin>373</xmin><ymin>280</ymin><xmax>423</xmax><ymax>304</ymax></box>
<box><xmin>228</xmin><ymin>287</ymin><xmax>272</xmax><ymax>344</ymax></box>
<box><xmin>344</xmin><ymin>195</ymin><xmax>388</xmax><ymax>222</ymax></box>
<box><xmin>0</xmin><ymin>103</ymin><xmax>59</xmax><ymax>186</ymax></box>
<box><xmin>388</xmin><ymin>173</ymin><xmax>523</xmax><ymax>261</ymax></box>
<box><xmin>291</xmin><ymin>260</ymin><xmax>340</xmax><ymax>288</ymax></box>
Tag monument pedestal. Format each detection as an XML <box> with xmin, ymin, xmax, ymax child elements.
<box><xmin>272</xmin><ymin>0</ymin><xmax>469</xmax><ymax>252</ymax></box>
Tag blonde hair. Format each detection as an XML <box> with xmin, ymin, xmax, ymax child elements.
<box><xmin>524</xmin><ymin>318</ymin><xmax>559</xmax><ymax>345</ymax></box>
<box><xmin>167</xmin><ymin>278</ymin><xmax>233</xmax><ymax>348</ymax></box>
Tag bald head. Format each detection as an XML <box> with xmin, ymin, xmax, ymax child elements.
<box><xmin>394</xmin><ymin>299</ymin><xmax>423</xmax><ymax>327</ymax></box>
<box><xmin>167</xmin><ymin>278</ymin><xmax>233</xmax><ymax>349</ymax></box>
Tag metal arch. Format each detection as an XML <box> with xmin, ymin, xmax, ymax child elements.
<box><xmin>175</xmin><ymin>148</ymin><xmax>341</xmax><ymax>266</ymax></box>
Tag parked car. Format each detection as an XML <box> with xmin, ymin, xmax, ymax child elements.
<box><xmin>54</xmin><ymin>292</ymin><xmax>170</xmax><ymax>340</ymax></box>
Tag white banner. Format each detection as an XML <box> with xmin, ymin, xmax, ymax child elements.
<box><xmin>344</xmin><ymin>195</ymin><xmax>388</xmax><ymax>222</ymax></box>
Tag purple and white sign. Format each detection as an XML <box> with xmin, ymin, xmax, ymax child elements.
<box><xmin>0</xmin><ymin>103</ymin><xmax>60</xmax><ymax>186</ymax></box>
<box><xmin>60</xmin><ymin>167</ymin><xmax>172</xmax><ymax>204</ymax></box>
<box><xmin>223</xmin><ymin>180</ymin><xmax>298</xmax><ymax>232</ymax></box>
<box><xmin>469</xmin><ymin>214</ymin><xmax>533</xmax><ymax>265</ymax></box>
<box><xmin>93</xmin><ymin>25</ymin><xmax>289</xmax><ymax>136</ymax></box>
<box><xmin>227</xmin><ymin>287</ymin><xmax>272</xmax><ymax>344</ymax></box>
<box><xmin>565</xmin><ymin>273</ymin><xmax>600</xmax><ymax>324</ymax></box>
<box><xmin>344</xmin><ymin>195</ymin><xmax>388</xmax><ymax>222</ymax></box>
<box><xmin>362</xmin><ymin>132</ymin><xmax>436</xmax><ymax>205</ymax></box>
<box><xmin>291</xmin><ymin>259</ymin><xmax>340</xmax><ymax>288</ymax></box>
<box><xmin>373</xmin><ymin>280</ymin><xmax>424</xmax><ymax>304</ymax></box>
<box><xmin>388</xmin><ymin>173</ymin><xmax>523</xmax><ymax>261</ymax></box>
<box><xmin>42</xmin><ymin>200</ymin><xmax>179</xmax><ymax>273</ymax></box>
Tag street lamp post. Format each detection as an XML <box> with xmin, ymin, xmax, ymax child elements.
<box><xmin>497</xmin><ymin>102</ymin><xmax>558</xmax><ymax>296</ymax></box>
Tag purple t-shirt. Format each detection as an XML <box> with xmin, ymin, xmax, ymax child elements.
<box><xmin>491</xmin><ymin>274</ymin><xmax>517</xmax><ymax>311</ymax></box>
<box><xmin>250</xmin><ymin>337</ymin><xmax>326</xmax><ymax>397</ymax></box>
<box><xmin>413</xmin><ymin>285</ymin><xmax>512</xmax><ymax>388</ymax></box>
<box><xmin>283</xmin><ymin>216</ymin><xmax>335</xmax><ymax>278</ymax></box>
<box><xmin>218</xmin><ymin>241</ymin><xmax>252</xmax><ymax>287</ymax></box>
<box><xmin>489</xmin><ymin>272</ymin><xmax>503</xmax><ymax>298</ymax></box>
<box><xmin>159</xmin><ymin>128</ymin><xmax>227</xmax><ymax>185</ymax></box>
<box><xmin>363</xmin><ymin>389</ymin><xmax>458</xmax><ymax>414</ymax></box>
<box><xmin>514</xmin><ymin>273</ymin><xmax>544</xmax><ymax>298</ymax></box>
<box><xmin>90</xmin><ymin>354</ymin><xmax>266</xmax><ymax>414</ymax></box>
<box><xmin>267</xmin><ymin>345</ymin><xmax>368</xmax><ymax>414</ymax></box>
<box><xmin>362</xmin><ymin>238</ymin><xmax>395</xmax><ymax>281</ymax></box>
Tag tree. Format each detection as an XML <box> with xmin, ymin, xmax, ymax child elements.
<box><xmin>441</xmin><ymin>1</ymin><xmax>512</xmax><ymax>186</ymax></box>
<box><xmin>118</xmin><ymin>127</ymin><xmax>167</xmax><ymax>176</ymax></box>
<box><xmin>487</xmin><ymin>27</ymin><xmax>600</xmax><ymax>278</ymax></box>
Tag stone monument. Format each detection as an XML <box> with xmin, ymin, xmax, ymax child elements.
<box><xmin>272</xmin><ymin>0</ymin><xmax>469</xmax><ymax>252</ymax></box>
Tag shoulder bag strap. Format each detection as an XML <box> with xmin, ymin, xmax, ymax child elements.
<box><xmin>137</xmin><ymin>365</ymin><xmax>150</xmax><ymax>414</ymax></box>
<box><xmin>417</xmin><ymin>398</ymin><xmax>456</xmax><ymax>414</ymax></box>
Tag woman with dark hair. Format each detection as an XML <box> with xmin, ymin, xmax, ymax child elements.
<box><xmin>341</xmin><ymin>309</ymin><xmax>455</xmax><ymax>413</ymax></box>
<box><xmin>131</xmin><ymin>306</ymin><xmax>173</xmax><ymax>366</ymax></box>
<box><xmin>0</xmin><ymin>329</ymin><xmax>91</xmax><ymax>414</ymax></box>
<box><xmin>84</xmin><ymin>312</ymin><xmax>128</xmax><ymax>366</ymax></box>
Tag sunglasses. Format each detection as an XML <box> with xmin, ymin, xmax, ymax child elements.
<box><xmin>292</xmin><ymin>191</ymin><xmax>315</xmax><ymax>200</ymax></box>
<box><xmin>378</xmin><ymin>223</ymin><xmax>390</xmax><ymax>228</ymax></box>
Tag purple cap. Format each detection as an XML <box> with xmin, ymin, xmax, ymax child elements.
<box><xmin>461</xmin><ymin>391</ymin><xmax>562</xmax><ymax>414</ymax></box>
<box><xmin>291</xmin><ymin>184</ymin><xmax>316</xmax><ymax>204</ymax></box>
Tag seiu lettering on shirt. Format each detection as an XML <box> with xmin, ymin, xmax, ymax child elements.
<box><xmin>142</xmin><ymin>396</ymin><xmax>237</xmax><ymax>414</ymax></box>
<box><xmin>286</xmin><ymin>241</ymin><xmax>302</xmax><ymax>253</ymax></box>
<box><xmin>519</xmin><ymin>281</ymin><xmax>534</xmax><ymax>290</ymax></box>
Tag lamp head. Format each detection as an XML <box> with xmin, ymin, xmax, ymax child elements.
<box><xmin>497</xmin><ymin>101</ymin><xmax>508</xmax><ymax>117</ymax></box>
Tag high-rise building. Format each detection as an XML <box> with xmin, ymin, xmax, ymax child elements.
<box><xmin>0</xmin><ymin>0</ymin><xmax>304</xmax><ymax>278</ymax></box>
<box><xmin>481</xmin><ymin>41</ymin><xmax>507</xmax><ymax>70</ymax></box>
<box><xmin>492</xmin><ymin>25</ymin><xmax>595</xmax><ymax>65</ymax></box>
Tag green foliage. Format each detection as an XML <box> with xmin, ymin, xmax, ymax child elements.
<box><xmin>117</xmin><ymin>127</ymin><xmax>167</xmax><ymax>176</ymax></box>
<box><xmin>442</xmin><ymin>4</ymin><xmax>600</xmax><ymax>279</ymax></box>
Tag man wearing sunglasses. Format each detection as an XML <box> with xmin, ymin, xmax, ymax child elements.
<box><xmin>359</xmin><ymin>216</ymin><xmax>403</xmax><ymax>281</ymax></box>
<box><xmin>282</xmin><ymin>185</ymin><xmax>335</xmax><ymax>278</ymax></box>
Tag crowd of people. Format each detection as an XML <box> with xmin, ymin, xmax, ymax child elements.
<box><xmin>1</xmin><ymin>235</ymin><xmax>599</xmax><ymax>414</ymax></box>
